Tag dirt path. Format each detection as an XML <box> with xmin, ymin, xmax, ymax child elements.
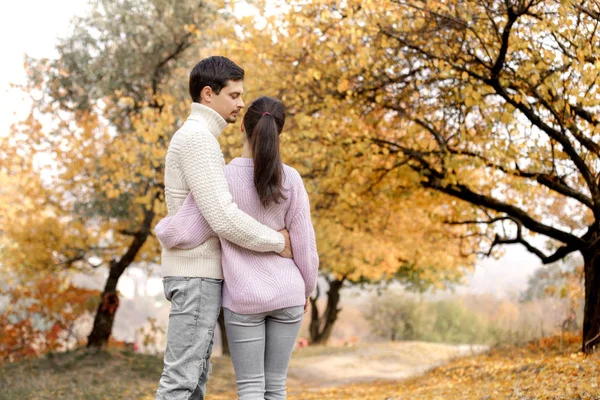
<box><xmin>286</xmin><ymin>341</ymin><xmax>489</xmax><ymax>389</ymax></box>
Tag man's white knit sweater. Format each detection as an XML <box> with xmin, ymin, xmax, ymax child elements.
<box><xmin>160</xmin><ymin>103</ymin><xmax>285</xmax><ymax>279</ymax></box>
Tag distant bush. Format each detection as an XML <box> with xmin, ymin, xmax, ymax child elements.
<box><xmin>361</xmin><ymin>293</ymin><xmax>432</xmax><ymax>341</ymax></box>
<box><xmin>364</xmin><ymin>293</ymin><xmax>493</xmax><ymax>344</ymax></box>
<box><xmin>363</xmin><ymin>292</ymin><xmax>571</xmax><ymax>345</ymax></box>
<box><xmin>425</xmin><ymin>300</ymin><xmax>492</xmax><ymax>344</ymax></box>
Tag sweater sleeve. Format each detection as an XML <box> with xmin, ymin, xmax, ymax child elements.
<box><xmin>287</xmin><ymin>177</ymin><xmax>319</xmax><ymax>297</ymax></box>
<box><xmin>180</xmin><ymin>130</ymin><xmax>285</xmax><ymax>253</ymax></box>
<box><xmin>154</xmin><ymin>193</ymin><xmax>215</xmax><ymax>249</ymax></box>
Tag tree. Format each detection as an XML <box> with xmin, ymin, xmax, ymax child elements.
<box><xmin>211</xmin><ymin>3</ymin><xmax>477</xmax><ymax>345</ymax></box>
<box><xmin>237</xmin><ymin>0</ymin><xmax>600</xmax><ymax>354</ymax></box>
<box><xmin>1</xmin><ymin>0</ymin><xmax>227</xmax><ymax>348</ymax></box>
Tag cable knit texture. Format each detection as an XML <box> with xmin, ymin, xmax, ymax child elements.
<box><xmin>156</xmin><ymin>157</ymin><xmax>319</xmax><ymax>314</ymax></box>
<box><xmin>159</xmin><ymin>103</ymin><xmax>285</xmax><ymax>279</ymax></box>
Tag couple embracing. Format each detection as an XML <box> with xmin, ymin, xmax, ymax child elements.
<box><xmin>154</xmin><ymin>56</ymin><xmax>319</xmax><ymax>400</ymax></box>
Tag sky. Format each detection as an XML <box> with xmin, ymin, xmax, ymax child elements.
<box><xmin>0</xmin><ymin>1</ymin><xmax>545</xmax><ymax>298</ymax></box>
<box><xmin>0</xmin><ymin>1</ymin><xmax>91</xmax><ymax>136</ymax></box>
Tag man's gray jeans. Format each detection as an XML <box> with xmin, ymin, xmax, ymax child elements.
<box><xmin>224</xmin><ymin>306</ymin><xmax>304</xmax><ymax>400</ymax></box>
<box><xmin>156</xmin><ymin>277</ymin><xmax>222</xmax><ymax>400</ymax></box>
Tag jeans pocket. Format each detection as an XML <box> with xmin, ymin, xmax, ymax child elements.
<box><xmin>163</xmin><ymin>278</ymin><xmax>190</xmax><ymax>310</ymax></box>
<box><xmin>225</xmin><ymin>308</ymin><xmax>260</xmax><ymax>324</ymax></box>
<box><xmin>282</xmin><ymin>306</ymin><xmax>305</xmax><ymax>321</ymax></box>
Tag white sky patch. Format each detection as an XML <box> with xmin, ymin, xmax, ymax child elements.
<box><xmin>0</xmin><ymin>1</ymin><xmax>90</xmax><ymax>137</ymax></box>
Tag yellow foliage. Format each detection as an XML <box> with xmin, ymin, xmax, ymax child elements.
<box><xmin>212</xmin><ymin>8</ymin><xmax>477</xmax><ymax>285</ymax></box>
<box><xmin>208</xmin><ymin>0</ymin><xmax>600</xmax><ymax>294</ymax></box>
<box><xmin>0</xmin><ymin>90</ymin><xmax>191</xmax><ymax>276</ymax></box>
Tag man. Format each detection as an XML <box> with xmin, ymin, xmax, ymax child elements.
<box><xmin>156</xmin><ymin>56</ymin><xmax>292</xmax><ymax>400</ymax></box>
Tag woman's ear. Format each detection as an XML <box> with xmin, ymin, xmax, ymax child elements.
<box><xmin>200</xmin><ymin>86</ymin><xmax>212</xmax><ymax>103</ymax></box>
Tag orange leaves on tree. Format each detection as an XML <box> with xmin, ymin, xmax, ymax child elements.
<box><xmin>0</xmin><ymin>275</ymin><xmax>100</xmax><ymax>362</ymax></box>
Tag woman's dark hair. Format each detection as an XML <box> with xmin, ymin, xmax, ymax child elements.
<box><xmin>243</xmin><ymin>96</ymin><xmax>287</xmax><ymax>207</ymax></box>
<box><xmin>189</xmin><ymin>56</ymin><xmax>245</xmax><ymax>102</ymax></box>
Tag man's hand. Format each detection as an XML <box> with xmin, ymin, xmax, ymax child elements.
<box><xmin>304</xmin><ymin>297</ymin><xmax>309</xmax><ymax>314</ymax></box>
<box><xmin>278</xmin><ymin>229</ymin><xmax>293</xmax><ymax>259</ymax></box>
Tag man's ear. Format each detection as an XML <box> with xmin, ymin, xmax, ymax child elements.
<box><xmin>200</xmin><ymin>86</ymin><xmax>213</xmax><ymax>103</ymax></box>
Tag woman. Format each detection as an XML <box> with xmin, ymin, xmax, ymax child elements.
<box><xmin>155</xmin><ymin>96</ymin><xmax>319</xmax><ymax>400</ymax></box>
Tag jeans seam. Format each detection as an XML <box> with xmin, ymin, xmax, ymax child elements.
<box><xmin>178</xmin><ymin>280</ymin><xmax>190</xmax><ymax>310</ymax></box>
<box><xmin>186</xmin><ymin>359</ymin><xmax>206</xmax><ymax>400</ymax></box>
<box><xmin>183</xmin><ymin>279</ymin><xmax>202</xmax><ymax>392</ymax></box>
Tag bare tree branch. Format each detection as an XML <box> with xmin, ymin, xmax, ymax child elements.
<box><xmin>488</xmin><ymin>221</ymin><xmax>580</xmax><ymax>264</ymax></box>
<box><xmin>420</xmin><ymin>171</ymin><xmax>585</xmax><ymax>247</ymax></box>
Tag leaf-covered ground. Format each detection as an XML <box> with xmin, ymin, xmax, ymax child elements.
<box><xmin>284</xmin><ymin>339</ymin><xmax>600</xmax><ymax>399</ymax></box>
<box><xmin>0</xmin><ymin>336</ymin><xmax>597</xmax><ymax>399</ymax></box>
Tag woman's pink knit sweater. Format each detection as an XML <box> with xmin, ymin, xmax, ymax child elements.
<box><xmin>155</xmin><ymin>157</ymin><xmax>319</xmax><ymax>314</ymax></box>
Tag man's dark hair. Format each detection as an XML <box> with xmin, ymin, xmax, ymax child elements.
<box><xmin>189</xmin><ymin>56</ymin><xmax>245</xmax><ymax>103</ymax></box>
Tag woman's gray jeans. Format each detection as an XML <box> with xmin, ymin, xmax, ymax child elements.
<box><xmin>224</xmin><ymin>306</ymin><xmax>304</xmax><ymax>400</ymax></box>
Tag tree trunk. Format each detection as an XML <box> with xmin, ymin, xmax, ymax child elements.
<box><xmin>582</xmin><ymin>249</ymin><xmax>600</xmax><ymax>354</ymax></box>
<box><xmin>309</xmin><ymin>277</ymin><xmax>345</xmax><ymax>345</ymax></box>
<box><xmin>218</xmin><ymin>309</ymin><xmax>229</xmax><ymax>356</ymax></box>
<box><xmin>87</xmin><ymin>263</ymin><xmax>122</xmax><ymax>348</ymax></box>
<box><xmin>87</xmin><ymin>207</ymin><xmax>154</xmax><ymax>348</ymax></box>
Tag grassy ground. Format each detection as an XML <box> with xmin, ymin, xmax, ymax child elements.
<box><xmin>0</xmin><ymin>337</ymin><xmax>597</xmax><ymax>399</ymax></box>
<box><xmin>0</xmin><ymin>348</ymin><xmax>163</xmax><ymax>400</ymax></box>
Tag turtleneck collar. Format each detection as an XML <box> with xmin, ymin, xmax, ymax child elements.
<box><xmin>188</xmin><ymin>102</ymin><xmax>228</xmax><ymax>138</ymax></box>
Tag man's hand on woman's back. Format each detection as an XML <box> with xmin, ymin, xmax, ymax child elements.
<box><xmin>278</xmin><ymin>229</ymin><xmax>293</xmax><ymax>258</ymax></box>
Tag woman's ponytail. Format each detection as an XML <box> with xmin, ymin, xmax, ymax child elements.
<box><xmin>243</xmin><ymin>97</ymin><xmax>287</xmax><ymax>207</ymax></box>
